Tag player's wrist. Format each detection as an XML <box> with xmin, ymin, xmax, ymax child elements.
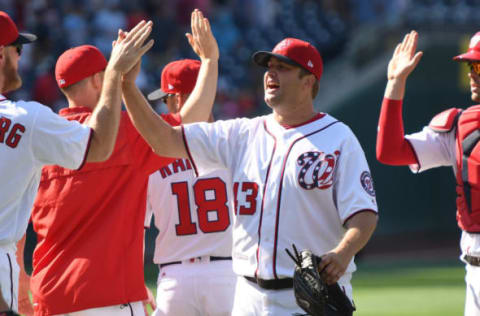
<box><xmin>105</xmin><ymin>65</ymin><xmax>123</xmax><ymax>76</ymax></box>
<box><xmin>121</xmin><ymin>76</ymin><xmax>136</xmax><ymax>85</ymax></box>
<box><xmin>200</xmin><ymin>56</ymin><xmax>219</xmax><ymax>63</ymax></box>
<box><xmin>385</xmin><ymin>78</ymin><xmax>406</xmax><ymax>100</ymax></box>
<box><xmin>121</xmin><ymin>79</ymin><xmax>137</xmax><ymax>88</ymax></box>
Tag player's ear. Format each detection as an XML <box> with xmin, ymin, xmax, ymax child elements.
<box><xmin>303</xmin><ymin>73</ymin><xmax>315</xmax><ymax>90</ymax></box>
<box><xmin>174</xmin><ymin>93</ymin><xmax>182</xmax><ymax>110</ymax></box>
<box><xmin>0</xmin><ymin>46</ymin><xmax>6</xmax><ymax>65</ymax></box>
<box><xmin>91</xmin><ymin>71</ymin><xmax>104</xmax><ymax>91</ymax></box>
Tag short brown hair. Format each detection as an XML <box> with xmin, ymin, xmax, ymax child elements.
<box><xmin>60</xmin><ymin>77</ymin><xmax>87</xmax><ymax>96</ymax></box>
<box><xmin>299</xmin><ymin>68</ymin><xmax>319</xmax><ymax>99</ymax></box>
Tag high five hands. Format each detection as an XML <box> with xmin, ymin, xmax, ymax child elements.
<box><xmin>186</xmin><ymin>9</ymin><xmax>219</xmax><ymax>61</ymax></box>
<box><xmin>387</xmin><ymin>30</ymin><xmax>423</xmax><ymax>82</ymax></box>
<box><xmin>109</xmin><ymin>20</ymin><xmax>154</xmax><ymax>75</ymax></box>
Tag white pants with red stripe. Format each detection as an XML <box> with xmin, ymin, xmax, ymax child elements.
<box><xmin>152</xmin><ymin>259</ymin><xmax>236</xmax><ymax>316</ymax></box>
<box><xmin>0</xmin><ymin>243</ymin><xmax>18</xmax><ymax>313</ymax></box>
<box><xmin>465</xmin><ymin>264</ymin><xmax>480</xmax><ymax>316</ymax></box>
<box><xmin>53</xmin><ymin>301</ymin><xmax>144</xmax><ymax>316</ymax></box>
<box><xmin>461</xmin><ymin>231</ymin><xmax>480</xmax><ymax>316</ymax></box>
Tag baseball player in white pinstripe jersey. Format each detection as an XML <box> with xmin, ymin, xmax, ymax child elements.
<box><xmin>145</xmin><ymin>59</ymin><xmax>236</xmax><ymax>316</ymax></box>
<box><xmin>124</xmin><ymin>37</ymin><xmax>378</xmax><ymax>316</ymax></box>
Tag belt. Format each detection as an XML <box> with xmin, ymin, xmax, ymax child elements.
<box><xmin>464</xmin><ymin>254</ymin><xmax>480</xmax><ymax>266</ymax></box>
<box><xmin>159</xmin><ymin>256</ymin><xmax>232</xmax><ymax>268</ymax></box>
<box><xmin>244</xmin><ymin>276</ymin><xmax>293</xmax><ymax>290</ymax></box>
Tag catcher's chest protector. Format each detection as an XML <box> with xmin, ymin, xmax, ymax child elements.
<box><xmin>455</xmin><ymin>105</ymin><xmax>480</xmax><ymax>232</ymax></box>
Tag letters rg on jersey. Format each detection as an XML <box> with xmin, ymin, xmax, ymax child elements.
<box><xmin>0</xmin><ymin>116</ymin><xmax>25</xmax><ymax>148</ymax></box>
<box><xmin>233</xmin><ymin>150</ymin><xmax>340</xmax><ymax>215</ymax></box>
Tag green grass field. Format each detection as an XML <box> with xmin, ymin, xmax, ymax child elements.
<box><xmin>145</xmin><ymin>259</ymin><xmax>466</xmax><ymax>316</ymax></box>
<box><xmin>352</xmin><ymin>260</ymin><xmax>466</xmax><ymax>316</ymax></box>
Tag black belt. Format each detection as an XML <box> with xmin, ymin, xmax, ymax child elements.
<box><xmin>464</xmin><ymin>254</ymin><xmax>480</xmax><ymax>266</ymax></box>
<box><xmin>244</xmin><ymin>276</ymin><xmax>293</xmax><ymax>290</ymax></box>
<box><xmin>159</xmin><ymin>256</ymin><xmax>232</xmax><ymax>268</ymax></box>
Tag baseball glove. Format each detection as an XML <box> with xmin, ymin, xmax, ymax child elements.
<box><xmin>286</xmin><ymin>244</ymin><xmax>355</xmax><ymax>316</ymax></box>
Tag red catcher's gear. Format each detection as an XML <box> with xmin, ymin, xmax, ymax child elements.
<box><xmin>430</xmin><ymin>107</ymin><xmax>480</xmax><ymax>232</ymax></box>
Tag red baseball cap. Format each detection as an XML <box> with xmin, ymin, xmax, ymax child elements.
<box><xmin>55</xmin><ymin>45</ymin><xmax>108</xmax><ymax>88</ymax></box>
<box><xmin>252</xmin><ymin>38</ymin><xmax>323</xmax><ymax>80</ymax></box>
<box><xmin>148</xmin><ymin>59</ymin><xmax>201</xmax><ymax>101</ymax></box>
<box><xmin>453</xmin><ymin>32</ymin><xmax>480</xmax><ymax>62</ymax></box>
<box><xmin>0</xmin><ymin>11</ymin><xmax>36</xmax><ymax>46</ymax></box>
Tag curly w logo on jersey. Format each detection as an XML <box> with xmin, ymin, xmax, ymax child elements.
<box><xmin>297</xmin><ymin>150</ymin><xmax>340</xmax><ymax>190</ymax></box>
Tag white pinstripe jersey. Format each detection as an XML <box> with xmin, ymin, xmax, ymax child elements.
<box><xmin>182</xmin><ymin>113</ymin><xmax>378</xmax><ymax>281</ymax></box>
<box><xmin>0</xmin><ymin>95</ymin><xmax>91</xmax><ymax>244</ymax></box>
<box><xmin>145</xmin><ymin>160</ymin><xmax>234</xmax><ymax>263</ymax></box>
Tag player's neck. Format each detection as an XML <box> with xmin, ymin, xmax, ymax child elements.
<box><xmin>67</xmin><ymin>94</ymin><xmax>98</xmax><ymax>110</ymax></box>
<box><xmin>68</xmin><ymin>100</ymin><xmax>96</xmax><ymax>110</ymax></box>
<box><xmin>272</xmin><ymin>101</ymin><xmax>316</xmax><ymax>126</ymax></box>
<box><xmin>273</xmin><ymin>109</ymin><xmax>316</xmax><ymax>126</ymax></box>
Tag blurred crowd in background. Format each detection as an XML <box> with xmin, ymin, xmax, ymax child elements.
<box><xmin>3</xmin><ymin>0</ymin><xmax>476</xmax><ymax>119</ymax></box>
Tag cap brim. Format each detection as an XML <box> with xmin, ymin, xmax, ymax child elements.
<box><xmin>147</xmin><ymin>89</ymin><xmax>168</xmax><ymax>101</ymax></box>
<box><xmin>453</xmin><ymin>51</ymin><xmax>480</xmax><ymax>62</ymax></box>
<box><xmin>252</xmin><ymin>51</ymin><xmax>299</xmax><ymax>68</ymax></box>
<box><xmin>11</xmin><ymin>32</ymin><xmax>37</xmax><ymax>45</ymax></box>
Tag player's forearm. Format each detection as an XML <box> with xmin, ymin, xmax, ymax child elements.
<box><xmin>179</xmin><ymin>58</ymin><xmax>218</xmax><ymax>124</ymax></box>
<box><xmin>376</xmin><ymin>98</ymin><xmax>417</xmax><ymax>165</ymax></box>
<box><xmin>334</xmin><ymin>211</ymin><xmax>377</xmax><ymax>261</ymax></box>
<box><xmin>0</xmin><ymin>294</ymin><xmax>9</xmax><ymax>311</ymax></box>
<box><xmin>86</xmin><ymin>69</ymin><xmax>123</xmax><ymax>162</ymax></box>
<box><xmin>122</xmin><ymin>82</ymin><xmax>187</xmax><ymax>158</ymax></box>
<box><xmin>384</xmin><ymin>78</ymin><xmax>407</xmax><ymax>100</ymax></box>
<box><xmin>15</xmin><ymin>234</ymin><xmax>26</xmax><ymax>269</ymax></box>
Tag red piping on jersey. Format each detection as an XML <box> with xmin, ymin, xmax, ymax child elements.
<box><xmin>271</xmin><ymin>120</ymin><xmax>341</xmax><ymax>279</ymax></box>
<box><xmin>76</xmin><ymin>128</ymin><xmax>94</xmax><ymax>170</ymax></box>
<box><xmin>254</xmin><ymin>120</ymin><xmax>278</xmax><ymax>279</ymax></box>
<box><xmin>181</xmin><ymin>125</ymin><xmax>199</xmax><ymax>177</ymax></box>
<box><xmin>342</xmin><ymin>209</ymin><xmax>378</xmax><ymax>227</ymax></box>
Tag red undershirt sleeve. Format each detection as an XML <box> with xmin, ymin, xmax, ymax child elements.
<box><xmin>376</xmin><ymin>98</ymin><xmax>417</xmax><ymax>165</ymax></box>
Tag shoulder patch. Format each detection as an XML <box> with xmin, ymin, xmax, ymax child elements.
<box><xmin>428</xmin><ymin>108</ymin><xmax>462</xmax><ymax>133</ymax></box>
<box><xmin>360</xmin><ymin>171</ymin><xmax>375</xmax><ymax>197</ymax></box>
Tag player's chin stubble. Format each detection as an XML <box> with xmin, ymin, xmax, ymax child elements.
<box><xmin>264</xmin><ymin>91</ymin><xmax>282</xmax><ymax>109</ymax></box>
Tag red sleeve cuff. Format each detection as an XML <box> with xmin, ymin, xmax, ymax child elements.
<box><xmin>76</xmin><ymin>128</ymin><xmax>93</xmax><ymax>170</ymax></box>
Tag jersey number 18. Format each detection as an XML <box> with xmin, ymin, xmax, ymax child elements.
<box><xmin>172</xmin><ymin>177</ymin><xmax>230</xmax><ymax>236</ymax></box>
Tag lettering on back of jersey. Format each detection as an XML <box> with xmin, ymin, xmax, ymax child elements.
<box><xmin>297</xmin><ymin>150</ymin><xmax>340</xmax><ymax>190</ymax></box>
<box><xmin>158</xmin><ymin>158</ymin><xmax>193</xmax><ymax>178</ymax></box>
<box><xmin>0</xmin><ymin>117</ymin><xmax>26</xmax><ymax>148</ymax></box>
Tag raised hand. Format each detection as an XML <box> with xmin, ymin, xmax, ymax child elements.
<box><xmin>387</xmin><ymin>30</ymin><xmax>423</xmax><ymax>81</ymax></box>
<box><xmin>186</xmin><ymin>9</ymin><xmax>219</xmax><ymax>61</ymax></box>
<box><xmin>114</xmin><ymin>29</ymin><xmax>142</xmax><ymax>84</ymax></box>
<box><xmin>108</xmin><ymin>20</ymin><xmax>154</xmax><ymax>74</ymax></box>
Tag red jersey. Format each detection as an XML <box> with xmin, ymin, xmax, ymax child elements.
<box><xmin>30</xmin><ymin>107</ymin><xmax>180</xmax><ymax>315</ymax></box>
